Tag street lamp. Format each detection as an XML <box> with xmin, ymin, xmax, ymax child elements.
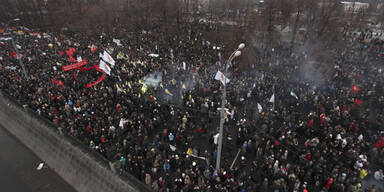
<box><xmin>6</xmin><ymin>18</ymin><xmax>28</xmax><ymax>80</ymax></box>
<box><xmin>216</xmin><ymin>43</ymin><xmax>244</xmax><ymax>172</ymax></box>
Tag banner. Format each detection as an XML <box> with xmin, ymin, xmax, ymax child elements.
<box><xmin>99</xmin><ymin>60</ymin><xmax>111</xmax><ymax>75</ymax></box>
<box><xmin>78</xmin><ymin>64</ymin><xmax>98</xmax><ymax>72</ymax></box>
<box><xmin>86</xmin><ymin>74</ymin><xmax>106</xmax><ymax>88</ymax></box>
<box><xmin>62</xmin><ymin>60</ymin><xmax>87</xmax><ymax>72</ymax></box>
<box><xmin>215</xmin><ymin>71</ymin><xmax>229</xmax><ymax>85</ymax></box>
<box><xmin>101</xmin><ymin>50</ymin><xmax>115</xmax><ymax>67</ymax></box>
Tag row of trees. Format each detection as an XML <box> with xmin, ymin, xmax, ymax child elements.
<box><xmin>1</xmin><ymin>0</ymin><xmax>384</xmax><ymax>69</ymax></box>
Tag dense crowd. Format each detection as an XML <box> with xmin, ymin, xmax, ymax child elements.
<box><xmin>0</xmin><ymin>23</ymin><xmax>383</xmax><ymax>192</ymax></box>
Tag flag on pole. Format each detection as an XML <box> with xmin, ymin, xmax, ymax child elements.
<box><xmin>351</xmin><ymin>85</ymin><xmax>360</xmax><ymax>93</ymax></box>
<box><xmin>354</xmin><ymin>99</ymin><xmax>363</xmax><ymax>105</ymax></box>
<box><xmin>257</xmin><ymin>103</ymin><xmax>263</xmax><ymax>113</ymax></box>
<box><xmin>269</xmin><ymin>94</ymin><xmax>275</xmax><ymax>103</ymax></box>
<box><xmin>52</xmin><ymin>78</ymin><xmax>63</xmax><ymax>86</ymax></box>
<box><xmin>113</xmin><ymin>39</ymin><xmax>122</xmax><ymax>46</ymax></box>
<box><xmin>101</xmin><ymin>50</ymin><xmax>115</xmax><ymax>67</ymax></box>
<box><xmin>215</xmin><ymin>70</ymin><xmax>230</xmax><ymax>85</ymax></box>
<box><xmin>290</xmin><ymin>91</ymin><xmax>298</xmax><ymax>99</ymax></box>
<box><xmin>90</xmin><ymin>46</ymin><xmax>97</xmax><ymax>53</ymax></box>
<box><xmin>99</xmin><ymin>60</ymin><xmax>111</xmax><ymax>75</ymax></box>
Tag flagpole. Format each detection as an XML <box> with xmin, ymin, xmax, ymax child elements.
<box><xmin>216</xmin><ymin>43</ymin><xmax>244</xmax><ymax>172</ymax></box>
<box><xmin>272</xmin><ymin>85</ymin><xmax>275</xmax><ymax>111</ymax></box>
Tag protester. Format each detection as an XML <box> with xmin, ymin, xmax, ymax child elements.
<box><xmin>0</xmin><ymin>23</ymin><xmax>383</xmax><ymax>191</ymax></box>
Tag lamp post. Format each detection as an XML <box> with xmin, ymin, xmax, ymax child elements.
<box><xmin>216</xmin><ymin>43</ymin><xmax>245</xmax><ymax>171</ymax></box>
<box><xmin>6</xmin><ymin>18</ymin><xmax>29</xmax><ymax>80</ymax></box>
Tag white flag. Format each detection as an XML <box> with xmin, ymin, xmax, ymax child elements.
<box><xmin>101</xmin><ymin>50</ymin><xmax>115</xmax><ymax>67</ymax></box>
<box><xmin>16</xmin><ymin>44</ymin><xmax>21</xmax><ymax>49</ymax></box>
<box><xmin>290</xmin><ymin>91</ymin><xmax>298</xmax><ymax>100</ymax></box>
<box><xmin>113</xmin><ymin>38</ymin><xmax>122</xmax><ymax>46</ymax></box>
<box><xmin>169</xmin><ymin>144</ymin><xmax>176</xmax><ymax>151</ymax></box>
<box><xmin>183</xmin><ymin>62</ymin><xmax>186</xmax><ymax>70</ymax></box>
<box><xmin>99</xmin><ymin>60</ymin><xmax>111</xmax><ymax>75</ymax></box>
<box><xmin>269</xmin><ymin>94</ymin><xmax>275</xmax><ymax>103</ymax></box>
<box><xmin>257</xmin><ymin>103</ymin><xmax>263</xmax><ymax>113</ymax></box>
<box><xmin>77</xmin><ymin>56</ymin><xmax>82</xmax><ymax>62</ymax></box>
<box><xmin>215</xmin><ymin>71</ymin><xmax>230</xmax><ymax>85</ymax></box>
<box><xmin>148</xmin><ymin>53</ymin><xmax>159</xmax><ymax>57</ymax></box>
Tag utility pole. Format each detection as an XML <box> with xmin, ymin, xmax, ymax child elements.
<box><xmin>216</xmin><ymin>43</ymin><xmax>245</xmax><ymax>171</ymax></box>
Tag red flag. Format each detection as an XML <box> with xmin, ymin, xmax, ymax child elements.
<box><xmin>66</xmin><ymin>47</ymin><xmax>76</xmax><ymax>56</ymax></box>
<box><xmin>69</xmin><ymin>55</ymin><xmax>76</xmax><ymax>62</ymax></box>
<box><xmin>308</xmin><ymin>119</ymin><xmax>314</xmax><ymax>127</ymax></box>
<box><xmin>320</xmin><ymin>113</ymin><xmax>326</xmax><ymax>124</ymax></box>
<box><xmin>325</xmin><ymin>178</ymin><xmax>332</xmax><ymax>189</ymax></box>
<box><xmin>52</xmin><ymin>78</ymin><xmax>64</xmax><ymax>86</ymax></box>
<box><xmin>58</xmin><ymin>51</ymin><xmax>64</xmax><ymax>55</ymax></box>
<box><xmin>0</xmin><ymin>28</ymin><xmax>4</xmax><ymax>33</ymax></box>
<box><xmin>274</xmin><ymin>140</ymin><xmax>280</xmax><ymax>146</ymax></box>
<box><xmin>73</xmin><ymin>72</ymin><xmax>77</xmax><ymax>79</ymax></box>
<box><xmin>10</xmin><ymin>52</ymin><xmax>17</xmax><ymax>58</ymax></box>
<box><xmin>86</xmin><ymin>74</ymin><xmax>106</xmax><ymax>88</ymax></box>
<box><xmin>351</xmin><ymin>85</ymin><xmax>360</xmax><ymax>93</ymax></box>
<box><xmin>62</xmin><ymin>60</ymin><xmax>88</xmax><ymax>72</ymax></box>
<box><xmin>376</xmin><ymin>137</ymin><xmax>384</xmax><ymax>148</ymax></box>
<box><xmin>304</xmin><ymin>154</ymin><xmax>311</xmax><ymax>161</ymax></box>
<box><xmin>10</xmin><ymin>52</ymin><xmax>23</xmax><ymax>59</ymax></box>
<box><xmin>91</xmin><ymin>46</ymin><xmax>97</xmax><ymax>53</ymax></box>
<box><xmin>87</xmin><ymin>124</ymin><xmax>93</xmax><ymax>133</ymax></box>
<box><xmin>355</xmin><ymin>99</ymin><xmax>363</xmax><ymax>105</ymax></box>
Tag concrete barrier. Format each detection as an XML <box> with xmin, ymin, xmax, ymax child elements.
<box><xmin>0</xmin><ymin>91</ymin><xmax>152</xmax><ymax>192</ymax></box>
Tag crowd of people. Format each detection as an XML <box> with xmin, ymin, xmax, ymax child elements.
<box><xmin>0</xmin><ymin>23</ymin><xmax>383</xmax><ymax>191</ymax></box>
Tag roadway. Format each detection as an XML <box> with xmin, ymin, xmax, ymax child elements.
<box><xmin>0</xmin><ymin>125</ymin><xmax>76</xmax><ymax>192</ymax></box>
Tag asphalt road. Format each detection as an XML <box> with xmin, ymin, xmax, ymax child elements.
<box><xmin>0</xmin><ymin>125</ymin><xmax>76</xmax><ymax>192</ymax></box>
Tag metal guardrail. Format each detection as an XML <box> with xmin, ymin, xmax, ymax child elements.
<box><xmin>0</xmin><ymin>90</ymin><xmax>153</xmax><ymax>192</ymax></box>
